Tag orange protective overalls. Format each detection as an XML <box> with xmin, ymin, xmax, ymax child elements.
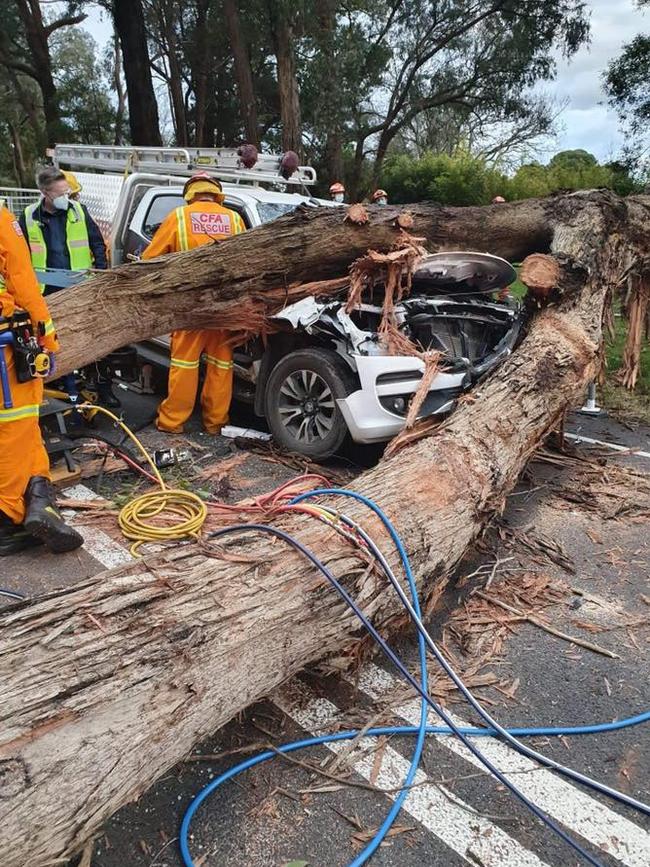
<box><xmin>142</xmin><ymin>201</ymin><xmax>246</xmax><ymax>434</ymax></box>
<box><xmin>0</xmin><ymin>205</ymin><xmax>58</xmax><ymax>523</ymax></box>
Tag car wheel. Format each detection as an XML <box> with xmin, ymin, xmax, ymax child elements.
<box><xmin>265</xmin><ymin>348</ymin><xmax>355</xmax><ymax>459</ymax></box>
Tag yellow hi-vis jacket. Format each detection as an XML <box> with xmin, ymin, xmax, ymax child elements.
<box><xmin>23</xmin><ymin>200</ymin><xmax>92</xmax><ymax>293</ymax></box>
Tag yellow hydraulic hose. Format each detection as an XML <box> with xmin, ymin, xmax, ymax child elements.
<box><xmin>77</xmin><ymin>405</ymin><xmax>207</xmax><ymax>555</ymax></box>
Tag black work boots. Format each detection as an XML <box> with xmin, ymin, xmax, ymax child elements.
<box><xmin>23</xmin><ymin>476</ymin><xmax>84</xmax><ymax>554</ymax></box>
<box><xmin>0</xmin><ymin>511</ymin><xmax>42</xmax><ymax>557</ymax></box>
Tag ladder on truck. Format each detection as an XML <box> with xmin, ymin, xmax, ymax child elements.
<box><xmin>51</xmin><ymin>144</ymin><xmax>317</xmax><ymax>188</ymax></box>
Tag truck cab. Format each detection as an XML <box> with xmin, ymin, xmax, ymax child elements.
<box><xmin>120</xmin><ymin>183</ymin><xmax>332</xmax><ymax>263</ymax></box>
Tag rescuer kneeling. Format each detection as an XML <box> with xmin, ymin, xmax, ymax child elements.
<box><xmin>0</xmin><ymin>200</ymin><xmax>83</xmax><ymax>556</ymax></box>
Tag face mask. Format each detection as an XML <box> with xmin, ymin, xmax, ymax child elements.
<box><xmin>376</xmin><ymin>197</ymin><xmax>387</xmax><ymax>206</ymax></box>
<box><xmin>333</xmin><ymin>193</ymin><xmax>344</xmax><ymax>203</ymax></box>
<box><xmin>52</xmin><ymin>194</ymin><xmax>69</xmax><ymax>211</ymax></box>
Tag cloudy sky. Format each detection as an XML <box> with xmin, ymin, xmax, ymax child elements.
<box><xmin>548</xmin><ymin>0</ymin><xmax>648</xmax><ymax>160</ymax></box>
<box><xmin>84</xmin><ymin>0</ymin><xmax>648</xmax><ymax>163</ymax></box>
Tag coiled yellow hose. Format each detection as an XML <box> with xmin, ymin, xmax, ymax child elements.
<box><xmin>77</xmin><ymin>405</ymin><xmax>207</xmax><ymax>555</ymax></box>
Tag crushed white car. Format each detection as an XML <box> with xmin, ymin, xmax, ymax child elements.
<box><xmin>226</xmin><ymin>251</ymin><xmax>523</xmax><ymax>458</ymax></box>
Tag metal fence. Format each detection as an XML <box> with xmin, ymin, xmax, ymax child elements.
<box><xmin>0</xmin><ymin>187</ymin><xmax>39</xmax><ymax>215</ymax></box>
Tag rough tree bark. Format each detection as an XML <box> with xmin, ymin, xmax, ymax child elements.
<box><xmin>112</xmin><ymin>0</ymin><xmax>162</xmax><ymax>146</ymax></box>
<box><xmin>268</xmin><ymin>2</ymin><xmax>302</xmax><ymax>155</ymax></box>
<box><xmin>2</xmin><ymin>192</ymin><xmax>649</xmax><ymax>866</ymax></box>
<box><xmin>49</xmin><ymin>191</ymin><xmax>631</xmax><ymax>377</ymax></box>
<box><xmin>224</xmin><ymin>0</ymin><xmax>260</xmax><ymax>146</ymax></box>
<box><xmin>154</xmin><ymin>0</ymin><xmax>189</xmax><ymax>147</ymax></box>
<box><xmin>191</xmin><ymin>0</ymin><xmax>210</xmax><ymax>146</ymax></box>
<box><xmin>10</xmin><ymin>0</ymin><xmax>86</xmax><ymax>146</ymax></box>
<box><xmin>111</xmin><ymin>31</ymin><xmax>126</xmax><ymax>146</ymax></box>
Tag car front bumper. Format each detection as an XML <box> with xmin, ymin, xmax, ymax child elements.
<box><xmin>337</xmin><ymin>355</ymin><xmax>468</xmax><ymax>444</ymax></box>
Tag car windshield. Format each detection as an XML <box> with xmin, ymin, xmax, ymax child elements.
<box><xmin>257</xmin><ymin>202</ymin><xmax>301</xmax><ymax>223</ymax></box>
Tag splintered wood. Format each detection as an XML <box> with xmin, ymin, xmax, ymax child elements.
<box><xmin>346</xmin><ymin>234</ymin><xmax>442</xmax><ymax>439</ymax></box>
<box><xmin>5</xmin><ymin>191</ymin><xmax>647</xmax><ymax>867</ymax></box>
<box><xmin>535</xmin><ymin>445</ymin><xmax>650</xmax><ymax>519</ymax></box>
<box><xmin>618</xmin><ymin>273</ymin><xmax>650</xmax><ymax>389</ymax></box>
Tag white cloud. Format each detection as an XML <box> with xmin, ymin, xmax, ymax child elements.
<box><xmin>545</xmin><ymin>0</ymin><xmax>648</xmax><ymax>161</ymax></box>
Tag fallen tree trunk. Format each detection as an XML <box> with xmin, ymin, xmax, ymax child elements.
<box><xmin>2</xmin><ymin>192</ymin><xmax>649</xmax><ymax>865</ymax></box>
<box><xmin>50</xmin><ymin>190</ymin><xmax>650</xmax><ymax>376</ymax></box>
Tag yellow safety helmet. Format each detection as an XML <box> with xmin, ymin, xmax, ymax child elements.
<box><xmin>183</xmin><ymin>173</ymin><xmax>225</xmax><ymax>203</ymax></box>
<box><xmin>62</xmin><ymin>170</ymin><xmax>82</xmax><ymax>195</ymax></box>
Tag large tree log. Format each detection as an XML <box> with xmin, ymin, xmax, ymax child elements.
<box><xmin>2</xmin><ymin>192</ymin><xmax>649</xmax><ymax>866</ymax></box>
<box><xmin>50</xmin><ymin>190</ymin><xmax>650</xmax><ymax>376</ymax></box>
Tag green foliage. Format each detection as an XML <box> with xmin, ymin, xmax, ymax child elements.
<box><xmin>605</xmin><ymin>34</ymin><xmax>650</xmax><ymax>132</ymax></box>
<box><xmin>379</xmin><ymin>149</ymin><xmax>642</xmax><ymax>205</ymax></box>
<box><xmin>52</xmin><ymin>28</ymin><xmax>117</xmax><ymax>144</ymax></box>
<box><xmin>507</xmin><ymin>162</ymin><xmax>553</xmax><ymax>199</ymax></box>
<box><xmin>508</xmin><ymin>150</ymin><xmax>644</xmax><ymax>199</ymax></box>
<box><xmin>381</xmin><ymin>151</ymin><xmax>508</xmax><ymax>205</ymax></box>
<box><xmin>604</xmin><ymin>21</ymin><xmax>650</xmax><ymax>167</ymax></box>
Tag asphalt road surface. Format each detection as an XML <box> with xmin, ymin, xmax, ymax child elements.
<box><xmin>2</xmin><ymin>398</ymin><xmax>649</xmax><ymax>867</ymax></box>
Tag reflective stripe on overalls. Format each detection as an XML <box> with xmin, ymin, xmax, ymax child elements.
<box><xmin>175</xmin><ymin>207</ymin><xmax>190</xmax><ymax>253</ymax></box>
<box><xmin>24</xmin><ymin>200</ymin><xmax>93</xmax><ymax>293</ymax></box>
<box><xmin>0</xmin><ymin>198</ymin><xmax>5</xmax><ymax>297</ymax></box>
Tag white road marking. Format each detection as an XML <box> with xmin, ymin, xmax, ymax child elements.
<box><xmin>62</xmin><ymin>484</ymin><xmax>132</xmax><ymax>569</ymax></box>
<box><xmin>273</xmin><ymin>680</ymin><xmax>551</xmax><ymax>867</ymax></box>
<box><xmin>565</xmin><ymin>431</ymin><xmax>650</xmax><ymax>460</ymax></box>
<box><xmin>353</xmin><ymin>662</ymin><xmax>650</xmax><ymax>867</ymax></box>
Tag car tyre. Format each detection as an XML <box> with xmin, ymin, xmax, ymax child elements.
<box><xmin>265</xmin><ymin>348</ymin><xmax>356</xmax><ymax>460</ymax></box>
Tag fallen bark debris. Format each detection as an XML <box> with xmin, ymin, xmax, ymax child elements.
<box><xmin>3</xmin><ymin>190</ymin><xmax>650</xmax><ymax>866</ymax></box>
<box><xmin>533</xmin><ymin>444</ymin><xmax>650</xmax><ymax>519</ymax></box>
<box><xmin>474</xmin><ymin>591</ymin><xmax>619</xmax><ymax>659</ymax></box>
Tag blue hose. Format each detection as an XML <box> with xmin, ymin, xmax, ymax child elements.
<box><xmin>0</xmin><ymin>589</ymin><xmax>25</xmax><ymax>601</ymax></box>
<box><xmin>180</xmin><ymin>711</ymin><xmax>650</xmax><ymax>860</ymax></box>
<box><xmin>294</xmin><ymin>490</ymin><xmax>650</xmax><ymax>816</ymax></box>
<box><xmin>179</xmin><ymin>493</ymin><xmax>648</xmax><ymax>867</ymax></box>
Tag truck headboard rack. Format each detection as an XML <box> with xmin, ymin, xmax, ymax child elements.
<box><xmin>51</xmin><ymin>144</ymin><xmax>317</xmax><ymax>187</ymax></box>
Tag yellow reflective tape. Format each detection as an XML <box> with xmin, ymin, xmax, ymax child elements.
<box><xmin>204</xmin><ymin>355</ymin><xmax>233</xmax><ymax>369</ymax></box>
<box><xmin>0</xmin><ymin>404</ymin><xmax>40</xmax><ymax>423</ymax></box>
<box><xmin>170</xmin><ymin>357</ymin><xmax>200</xmax><ymax>369</ymax></box>
<box><xmin>176</xmin><ymin>207</ymin><xmax>190</xmax><ymax>252</ymax></box>
<box><xmin>43</xmin><ymin>319</ymin><xmax>55</xmax><ymax>336</ymax></box>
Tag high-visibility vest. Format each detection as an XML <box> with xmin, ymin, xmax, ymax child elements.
<box><xmin>173</xmin><ymin>205</ymin><xmax>245</xmax><ymax>252</ymax></box>
<box><xmin>24</xmin><ymin>200</ymin><xmax>92</xmax><ymax>293</ymax></box>
<box><xmin>0</xmin><ymin>199</ymin><xmax>5</xmax><ymax>294</ymax></box>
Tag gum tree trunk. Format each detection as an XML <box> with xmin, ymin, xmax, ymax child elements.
<box><xmin>2</xmin><ymin>190</ymin><xmax>649</xmax><ymax>866</ymax></box>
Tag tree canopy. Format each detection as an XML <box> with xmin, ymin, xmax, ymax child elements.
<box><xmin>1</xmin><ymin>0</ymin><xmax>593</xmax><ymax>194</ymax></box>
<box><xmin>0</xmin><ymin>0</ymin><xmax>644</xmax><ymax>203</ymax></box>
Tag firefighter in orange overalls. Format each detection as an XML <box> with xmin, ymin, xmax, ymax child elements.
<box><xmin>142</xmin><ymin>174</ymin><xmax>246</xmax><ymax>435</ymax></box>
<box><xmin>0</xmin><ymin>202</ymin><xmax>83</xmax><ymax>555</ymax></box>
